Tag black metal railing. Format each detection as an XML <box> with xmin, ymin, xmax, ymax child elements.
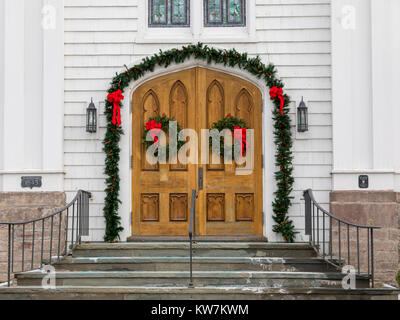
<box><xmin>0</xmin><ymin>190</ymin><xmax>91</xmax><ymax>287</ymax></box>
<box><xmin>188</xmin><ymin>189</ymin><xmax>197</xmax><ymax>288</ymax></box>
<box><xmin>304</xmin><ymin>189</ymin><xmax>380</xmax><ymax>288</ymax></box>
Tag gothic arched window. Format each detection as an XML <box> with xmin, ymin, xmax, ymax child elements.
<box><xmin>149</xmin><ymin>0</ymin><xmax>190</xmax><ymax>27</ymax></box>
<box><xmin>205</xmin><ymin>0</ymin><xmax>246</xmax><ymax>27</ymax></box>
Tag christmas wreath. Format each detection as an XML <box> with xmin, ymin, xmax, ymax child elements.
<box><xmin>142</xmin><ymin>114</ymin><xmax>185</xmax><ymax>159</ymax></box>
<box><xmin>210</xmin><ymin>114</ymin><xmax>249</xmax><ymax>160</ymax></box>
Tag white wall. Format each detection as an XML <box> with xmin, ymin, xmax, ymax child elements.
<box><xmin>25</xmin><ymin>0</ymin><xmax>43</xmax><ymax>170</ymax></box>
<box><xmin>0</xmin><ymin>0</ymin><xmax>64</xmax><ymax>192</ymax></box>
<box><xmin>2</xmin><ymin>0</ymin><xmax>25</xmax><ymax>178</ymax></box>
<box><xmin>63</xmin><ymin>0</ymin><xmax>333</xmax><ymax>241</ymax></box>
<box><xmin>331</xmin><ymin>0</ymin><xmax>400</xmax><ymax>191</ymax></box>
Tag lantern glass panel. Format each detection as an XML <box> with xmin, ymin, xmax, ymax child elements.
<box><xmin>297</xmin><ymin>101</ymin><xmax>308</xmax><ymax>133</ymax></box>
<box><xmin>86</xmin><ymin>103</ymin><xmax>97</xmax><ymax>133</ymax></box>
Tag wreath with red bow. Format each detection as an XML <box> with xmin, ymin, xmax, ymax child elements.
<box><xmin>142</xmin><ymin>114</ymin><xmax>185</xmax><ymax>159</ymax></box>
<box><xmin>210</xmin><ymin>114</ymin><xmax>249</xmax><ymax>160</ymax></box>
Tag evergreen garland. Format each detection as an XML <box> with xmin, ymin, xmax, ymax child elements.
<box><xmin>103</xmin><ymin>42</ymin><xmax>296</xmax><ymax>243</ymax></box>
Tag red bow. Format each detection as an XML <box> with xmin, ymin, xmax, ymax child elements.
<box><xmin>269</xmin><ymin>86</ymin><xmax>285</xmax><ymax>115</ymax></box>
<box><xmin>146</xmin><ymin>120</ymin><xmax>162</xmax><ymax>144</ymax></box>
<box><xmin>234</xmin><ymin>126</ymin><xmax>248</xmax><ymax>157</ymax></box>
<box><xmin>107</xmin><ymin>89</ymin><xmax>124</xmax><ymax>127</ymax></box>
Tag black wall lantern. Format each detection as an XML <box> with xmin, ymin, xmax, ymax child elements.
<box><xmin>86</xmin><ymin>98</ymin><xmax>97</xmax><ymax>133</ymax></box>
<box><xmin>297</xmin><ymin>97</ymin><xmax>308</xmax><ymax>132</ymax></box>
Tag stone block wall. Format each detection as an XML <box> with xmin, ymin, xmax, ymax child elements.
<box><xmin>0</xmin><ymin>192</ymin><xmax>66</xmax><ymax>283</ymax></box>
<box><xmin>330</xmin><ymin>191</ymin><xmax>400</xmax><ymax>286</ymax></box>
<box><xmin>398</xmin><ymin>193</ymin><xmax>400</xmax><ymax>283</ymax></box>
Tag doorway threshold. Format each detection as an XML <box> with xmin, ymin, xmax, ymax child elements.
<box><xmin>127</xmin><ymin>235</ymin><xmax>268</xmax><ymax>243</ymax></box>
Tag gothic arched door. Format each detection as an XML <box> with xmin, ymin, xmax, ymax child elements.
<box><xmin>132</xmin><ymin>68</ymin><xmax>263</xmax><ymax>237</ymax></box>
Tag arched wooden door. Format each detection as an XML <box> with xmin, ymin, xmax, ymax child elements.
<box><xmin>132</xmin><ymin>67</ymin><xmax>263</xmax><ymax>237</ymax></box>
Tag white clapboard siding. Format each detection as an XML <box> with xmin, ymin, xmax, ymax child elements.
<box><xmin>64</xmin><ymin>0</ymin><xmax>332</xmax><ymax>241</ymax></box>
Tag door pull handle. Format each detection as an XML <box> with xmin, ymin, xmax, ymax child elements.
<box><xmin>198</xmin><ymin>167</ymin><xmax>204</xmax><ymax>191</ymax></box>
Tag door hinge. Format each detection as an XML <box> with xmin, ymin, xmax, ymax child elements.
<box><xmin>130</xmin><ymin>155</ymin><xmax>133</xmax><ymax>169</ymax></box>
<box><xmin>262</xmin><ymin>98</ymin><xmax>265</xmax><ymax>113</ymax></box>
<box><xmin>261</xmin><ymin>155</ymin><xmax>264</xmax><ymax>169</ymax></box>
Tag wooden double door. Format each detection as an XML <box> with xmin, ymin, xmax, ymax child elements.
<box><xmin>132</xmin><ymin>67</ymin><xmax>263</xmax><ymax>237</ymax></box>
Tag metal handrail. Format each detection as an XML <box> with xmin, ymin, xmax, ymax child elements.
<box><xmin>304</xmin><ymin>189</ymin><xmax>380</xmax><ymax>288</ymax></box>
<box><xmin>0</xmin><ymin>190</ymin><xmax>91</xmax><ymax>287</ymax></box>
<box><xmin>188</xmin><ymin>189</ymin><xmax>196</xmax><ymax>288</ymax></box>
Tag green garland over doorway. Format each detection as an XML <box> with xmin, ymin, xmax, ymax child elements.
<box><xmin>103</xmin><ymin>43</ymin><xmax>296</xmax><ymax>243</ymax></box>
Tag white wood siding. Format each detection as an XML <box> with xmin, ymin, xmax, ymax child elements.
<box><xmin>64</xmin><ymin>0</ymin><xmax>332</xmax><ymax>241</ymax></box>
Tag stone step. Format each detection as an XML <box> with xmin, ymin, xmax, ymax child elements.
<box><xmin>1</xmin><ymin>286</ymin><xmax>397</xmax><ymax>300</ymax></box>
<box><xmin>51</xmin><ymin>256</ymin><xmax>338</xmax><ymax>273</ymax></box>
<box><xmin>73</xmin><ymin>242</ymin><xmax>318</xmax><ymax>258</ymax></box>
<box><xmin>15</xmin><ymin>271</ymin><xmax>371</xmax><ymax>288</ymax></box>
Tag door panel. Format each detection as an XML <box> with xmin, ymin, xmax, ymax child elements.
<box><xmin>141</xmin><ymin>194</ymin><xmax>159</xmax><ymax>222</ymax></box>
<box><xmin>141</xmin><ymin>90</ymin><xmax>160</xmax><ymax>171</ymax></box>
<box><xmin>197</xmin><ymin>68</ymin><xmax>263</xmax><ymax>236</ymax></box>
<box><xmin>206</xmin><ymin>80</ymin><xmax>225</xmax><ymax>171</ymax></box>
<box><xmin>169</xmin><ymin>80</ymin><xmax>188</xmax><ymax>171</ymax></box>
<box><xmin>235</xmin><ymin>89</ymin><xmax>254</xmax><ymax>128</ymax></box>
<box><xmin>169</xmin><ymin>193</ymin><xmax>188</xmax><ymax>221</ymax></box>
<box><xmin>132</xmin><ymin>67</ymin><xmax>263</xmax><ymax>237</ymax></box>
<box><xmin>132</xmin><ymin>69</ymin><xmax>197</xmax><ymax>236</ymax></box>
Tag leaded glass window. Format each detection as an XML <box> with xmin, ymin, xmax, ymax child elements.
<box><xmin>205</xmin><ymin>0</ymin><xmax>246</xmax><ymax>27</ymax></box>
<box><xmin>149</xmin><ymin>0</ymin><xmax>190</xmax><ymax>27</ymax></box>
<box><xmin>206</xmin><ymin>0</ymin><xmax>223</xmax><ymax>24</ymax></box>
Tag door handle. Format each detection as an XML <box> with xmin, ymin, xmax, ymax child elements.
<box><xmin>198</xmin><ymin>167</ymin><xmax>204</xmax><ymax>191</ymax></box>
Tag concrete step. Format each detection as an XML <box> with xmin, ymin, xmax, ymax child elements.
<box><xmin>51</xmin><ymin>256</ymin><xmax>338</xmax><ymax>273</ymax></box>
<box><xmin>14</xmin><ymin>271</ymin><xmax>371</xmax><ymax>288</ymax></box>
<box><xmin>0</xmin><ymin>286</ymin><xmax>397</xmax><ymax>300</ymax></box>
<box><xmin>73</xmin><ymin>242</ymin><xmax>318</xmax><ymax>258</ymax></box>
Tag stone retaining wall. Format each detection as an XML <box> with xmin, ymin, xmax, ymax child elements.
<box><xmin>330</xmin><ymin>191</ymin><xmax>400</xmax><ymax>285</ymax></box>
<box><xmin>0</xmin><ymin>192</ymin><xmax>66</xmax><ymax>283</ymax></box>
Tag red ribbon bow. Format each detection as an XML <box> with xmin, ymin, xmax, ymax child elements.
<box><xmin>234</xmin><ymin>126</ymin><xmax>248</xmax><ymax>157</ymax></box>
<box><xmin>269</xmin><ymin>86</ymin><xmax>285</xmax><ymax>115</ymax></box>
<box><xmin>146</xmin><ymin>120</ymin><xmax>162</xmax><ymax>144</ymax></box>
<box><xmin>107</xmin><ymin>89</ymin><xmax>124</xmax><ymax>127</ymax></box>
